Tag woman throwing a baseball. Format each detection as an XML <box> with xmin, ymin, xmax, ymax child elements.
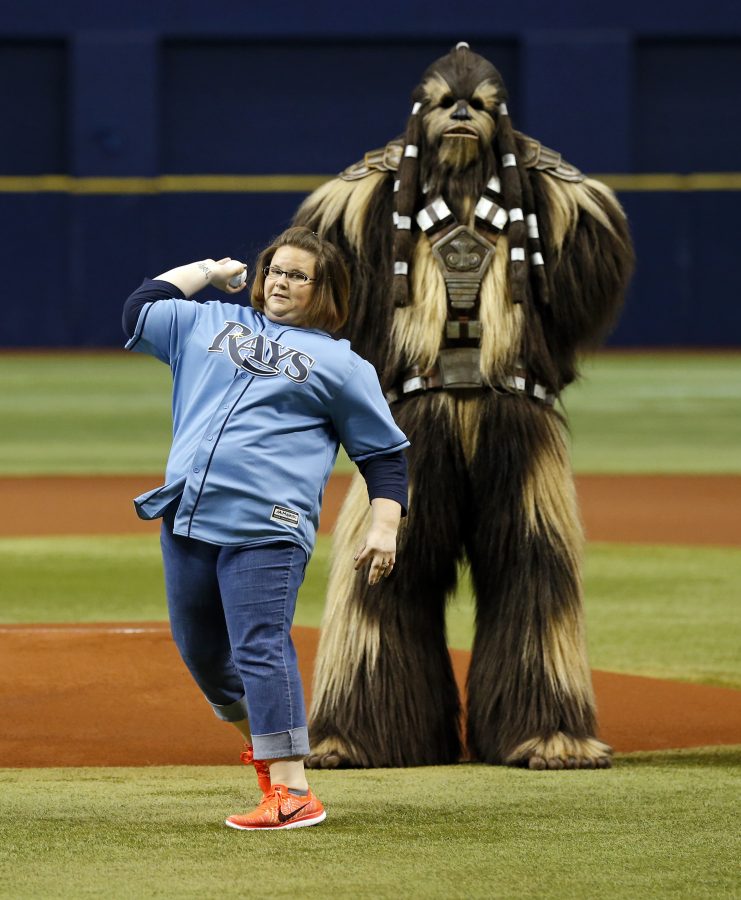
<box><xmin>122</xmin><ymin>227</ymin><xmax>408</xmax><ymax>830</ymax></box>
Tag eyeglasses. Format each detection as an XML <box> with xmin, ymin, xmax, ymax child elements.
<box><xmin>263</xmin><ymin>265</ymin><xmax>316</xmax><ymax>285</ymax></box>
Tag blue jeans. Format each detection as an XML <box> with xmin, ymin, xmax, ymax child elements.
<box><xmin>160</xmin><ymin>518</ymin><xmax>309</xmax><ymax>760</ymax></box>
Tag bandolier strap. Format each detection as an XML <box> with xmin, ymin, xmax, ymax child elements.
<box><xmin>386</xmin><ymin>349</ymin><xmax>557</xmax><ymax>407</ymax></box>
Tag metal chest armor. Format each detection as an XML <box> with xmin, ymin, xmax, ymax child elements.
<box><xmin>340</xmin><ymin>134</ymin><xmax>579</xmax><ymax>407</ymax></box>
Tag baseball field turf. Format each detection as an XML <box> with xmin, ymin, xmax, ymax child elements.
<box><xmin>2</xmin><ymin>749</ymin><xmax>739</xmax><ymax>899</ymax></box>
<box><xmin>0</xmin><ymin>351</ymin><xmax>739</xmax><ymax>475</ymax></box>
<box><xmin>1</xmin><ymin>351</ymin><xmax>739</xmax><ymax>898</ymax></box>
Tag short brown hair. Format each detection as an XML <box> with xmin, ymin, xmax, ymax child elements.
<box><xmin>251</xmin><ymin>226</ymin><xmax>350</xmax><ymax>332</ymax></box>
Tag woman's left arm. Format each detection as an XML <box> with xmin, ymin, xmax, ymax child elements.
<box><xmin>354</xmin><ymin>498</ymin><xmax>402</xmax><ymax>586</ymax></box>
<box><xmin>328</xmin><ymin>360</ymin><xmax>410</xmax><ymax>585</ymax></box>
<box><xmin>353</xmin><ymin>451</ymin><xmax>407</xmax><ymax>585</ymax></box>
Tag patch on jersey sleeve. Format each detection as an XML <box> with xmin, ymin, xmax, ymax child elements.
<box><xmin>270</xmin><ymin>505</ymin><xmax>300</xmax><ymax>528</ymax></box>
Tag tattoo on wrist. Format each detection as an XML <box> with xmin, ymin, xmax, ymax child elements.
<box><xmin>197</xmin><ymin>262</ymin><xmax>212</xmax><ymax>281</ymax></box>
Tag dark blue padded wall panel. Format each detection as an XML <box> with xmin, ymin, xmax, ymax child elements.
<box><xmin>1</xmin><ymin>195</ymin><xmax>71</xmax><ymax>344</ymax></box>
<box><xmin>520</xmin><ymin>33</ymin><xmax>632</xmax><ymax>173</ymax></box>
<box><xmin>1</xmin><ymin>20</ymin><xmax>741</xmax><ymax>348</ymax></box>
<box><xmin>153</xmin><ymin>193</ymin><xmax>302</xmax><ymax>271</ymax></box>
<box><xmin>161</xmin><ymin>40</ymin><xmax>518</xmax><ymax>174</ymax></box>
<box><xmin>0</xmin><ymin>41</ymin><xmax>67</xmax><ymax>173</ymax></box>
<box><xmin>64</xmin><ymin>196</ymin><xmax>163</xmax><ymax>345</ymax></box>
<box><xmin>69</xmin><ymin>34</ymin><xmax>159</xmax><ymax>176</ymax></box>
<box><xmin>607</xmin><ymin>192</ymin><xmax>741</xmax><ymax>347</ymax></box>
<box><xmin>635</xmin><ymin>39</ymin><xmax>741</xmax><ymax>171</ymax></box>
<box><xmin>684</xmin><ymin>192</ymin><xmax>741</xmax><ymax>344</ymax></box>
<box><xmin>0</xmin><ymin>192</ymin><xmax>305</xmax><ymax>348</ymax></box>
<box><xmin>1</xmin><ymin>1</ymin><xmax>739</xmax><ymax>36</ymax></box>
<box><xmin>608</xmin><ymin>193</ymin><xmax>692</xmax><ymax>346</ymax></box>
<box><xmin>4</xmin><ymin>188</ymin><xmax>738</xmax><ymax>349</ymax></box>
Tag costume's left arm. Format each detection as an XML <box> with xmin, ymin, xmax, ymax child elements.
<box><xmin>532</xmin><ymin>172</ymin><xmax>634</xmax><ymax>379</ymax></box>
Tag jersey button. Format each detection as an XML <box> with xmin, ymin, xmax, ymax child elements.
<box><xmin>240</xmin><ymin>373</ymin><xmax>247</xmax><ymax>379</ymax></box>
<box><xmin>206</xmin><ymin>435</ymin><xmax>213</xmax><ymax>441</ymax></box>
<box><xmin>193</xmin><ymin>467</ymin><xmax>200</xmax><ymax>473</ymax></box>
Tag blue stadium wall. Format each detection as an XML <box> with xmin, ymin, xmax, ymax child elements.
<box><xmin>1</xmin><ymin>1</ymin><xmax>740</xmax><ymax>347</ymax></box>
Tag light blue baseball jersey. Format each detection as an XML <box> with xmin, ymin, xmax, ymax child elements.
<box><xmin>125</xmin><ymin>296</ymin><xmax>409</xmax><ymax>554</ymax></box>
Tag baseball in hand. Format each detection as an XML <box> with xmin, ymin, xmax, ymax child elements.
<box><xmin>228</xmin><ymin>269</ymin><xmax>247</xmax><ymax>288</ymax></box>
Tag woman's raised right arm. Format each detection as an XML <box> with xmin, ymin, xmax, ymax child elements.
<box><xmin>122</xmin><ymin>258</ymin><xmax>248</xmax><ymax>339</ymax></box>
<box><xmin>154</xmin><ymin>258</ymin><xmax>247</xmax><ymax>298</ymax></box>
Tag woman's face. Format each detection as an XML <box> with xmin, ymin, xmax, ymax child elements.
<box><xmin>263</xmin><ymin>246</ymin><xmax>317</xmax><ymax>327</ymax></box>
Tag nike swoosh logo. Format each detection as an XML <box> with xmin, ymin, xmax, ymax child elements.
<box><xmin>278</xmin><ymin>802</ymin><xmax>310</xmax><ymax>823</ymax></box>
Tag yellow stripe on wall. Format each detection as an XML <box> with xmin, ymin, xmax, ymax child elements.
<box><xmin>1</xmin><ymin>173</ymin><xmax>741</xmax><ymax>194</ymax></box>
<box><xmin>0</xmin><ymin>174</ymin><xmax>332</xmax><ymax>194</ymax></box>
<box><xmin>595</xmin><ymin>173</ymin><xmax>741</xmax><ymax>191</ymax></box>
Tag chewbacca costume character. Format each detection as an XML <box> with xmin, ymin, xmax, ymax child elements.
<box><xmin>294</xmin><ymin>44</ymin><xmax>633</xmax><ymax>770</ymax></box>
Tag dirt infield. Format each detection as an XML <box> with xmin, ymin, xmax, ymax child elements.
<box><xmin>2</xmin><ymin>623</ymin><xmax>740</xmax><ymax>768</ymax></box>
<box><xmin>1</xmin><ymin>472</ymin><xmax>739</xmax><ymax>768</ymax></box>
<box><xmin>2</xmin><ymin>473</ymin><xmax>740</xmax><ymax>545</ymax></box>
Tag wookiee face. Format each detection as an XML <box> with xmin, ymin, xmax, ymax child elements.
<box><xmin>417</xmin><ymin>48</ymin><xmax>504</xmax><ymax>171</ymax></box>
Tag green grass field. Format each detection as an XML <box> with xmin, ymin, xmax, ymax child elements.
<box><xmin>1</xmin><ymin>351</ymin><xmax>739</xmax><ymax>899</ymax></box>
<box><xmin>0</xmin><ymin>351</ymin><xmax>739</xmax><ymax>474</ymax></box>
<box><xmin>564</xmin><ymin>352</ymin><xmax>741</xmax><ymax>473</ymax></box>
<box><xmin>1</xmin><ymin>534</ymin><xmax>740</xmax><ymax>689</ymax></box>
<box><xmin>1</xmin><ymin>749</ymin><xmax>739</xmax><ymax>899</ymax></box>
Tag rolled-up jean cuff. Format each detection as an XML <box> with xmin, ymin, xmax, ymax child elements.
<box><xmin>209</xmin><ymin>696</ymin><xmax>249</xmax><ymax>723</ymax></box>
<box><xmin>252</xmin><ymin>727</ymin><xmax>310</xmax><ymax>760</ymax></box>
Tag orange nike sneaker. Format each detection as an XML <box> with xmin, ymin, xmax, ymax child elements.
<box><xmin>240</xmin><ymin>744</ymin><xmax>272</xmax><ymax>796</ymax></box>
<box><xmin>225</xmin><ymin>784</ymin><xmax>326</xmax><ymax>831</ymax></box>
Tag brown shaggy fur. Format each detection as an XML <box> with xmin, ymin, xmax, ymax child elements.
<box><xmin>295</xmin><ymin>45</ymin><xmax>633</xmax><ymax>769</ymax></box>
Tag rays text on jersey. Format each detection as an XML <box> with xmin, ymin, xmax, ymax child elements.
<box><xmin>208</xmin><ymin>321</ymin><xmax>316</xmax><ymax>383</ymax></box>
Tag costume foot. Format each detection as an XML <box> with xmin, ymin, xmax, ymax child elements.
<box><xmin>304</xmin><ymin>737</ymin><xmax>365</xmax><ymax>769</ymax></box>
<box><xmin>305</xmin><ymin>752</ymin><xmax>345</xmax><ymax>770</ymax></box>
<box><xmin>504</xmin><ymin>733</ymin><xmax>613</xmax><ymax>770</ymax></box>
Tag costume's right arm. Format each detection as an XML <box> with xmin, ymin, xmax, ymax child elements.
<box><xmin>531</xmin><ymin>172</ymin><xmax>634</xmax><ymax>367</ymax></box>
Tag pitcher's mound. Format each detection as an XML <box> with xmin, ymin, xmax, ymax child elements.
<box><xmin>1</xmin><ymin>623</ymin><xmax>739</xmax><ymax>767</ymax></box>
